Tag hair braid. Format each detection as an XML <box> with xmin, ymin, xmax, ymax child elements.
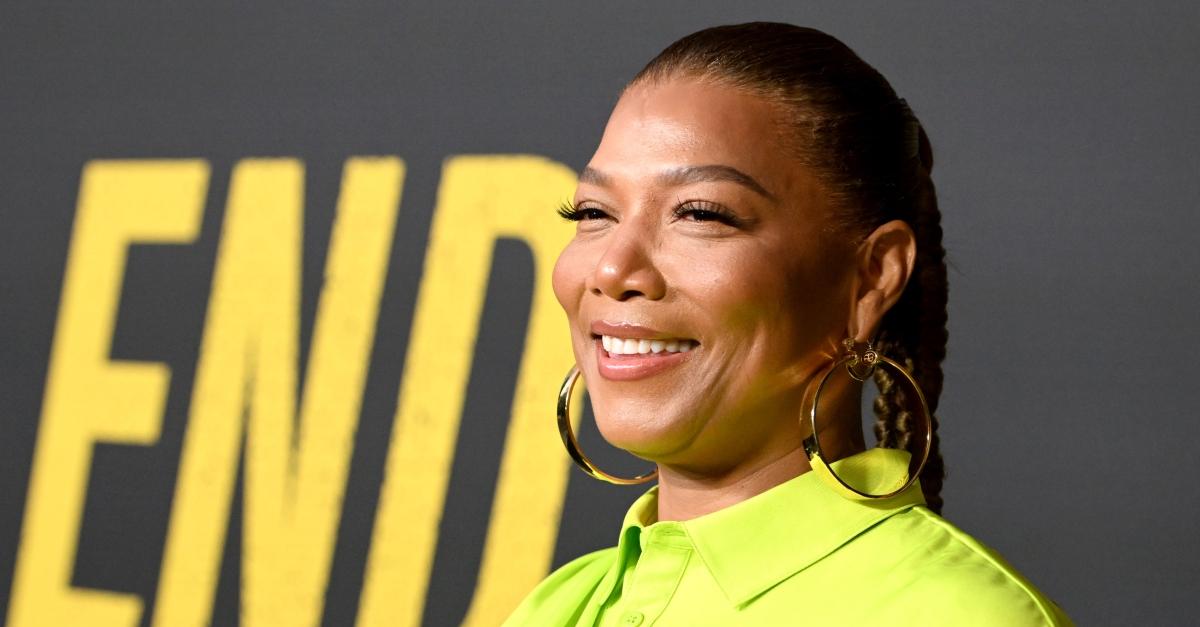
<box><xmin>873</xmin><ymin>124</ymin><xmax>948</xmax><ymax>513</ymax></box>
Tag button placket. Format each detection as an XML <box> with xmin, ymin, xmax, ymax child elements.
<box><xmin>612</xmin><ymin>523</ymin><xmax>692</xmax><ymax>626</ymax></box>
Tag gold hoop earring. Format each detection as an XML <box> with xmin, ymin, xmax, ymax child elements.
<box><xmin>557</xmin><ymin>365</ymin><xmax>657</xmax><ymax>485</ymax></box>
<box><xmin>801</xmin><ymin>338</ymin><xmax>932</xmax><ymax>500</ymax></box>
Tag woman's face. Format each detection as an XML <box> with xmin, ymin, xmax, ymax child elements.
<box><xmin>552</xmin><ymin>76</ymin><xmax>858</xmax><ymax>474</ymax></box>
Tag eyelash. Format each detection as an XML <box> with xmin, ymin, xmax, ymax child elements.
<box><xmin>556</xmin><ymin>200</ymin><xmax>741</xmax><ymax>227</ymax></box>
<box><xmin>556</xmin><ymin>201</ymin><xmax>605</xmax><ymax>222</ymax></box>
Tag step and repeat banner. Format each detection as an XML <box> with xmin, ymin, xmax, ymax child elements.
<box><xmin>3</xmin><ymin>2</ymin><xmax>1197</xmax><ymax>626</ymax></box>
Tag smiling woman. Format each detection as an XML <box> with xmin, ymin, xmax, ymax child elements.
<box><xmin>506</xmin><ymin>22</ymin><xmax>1071</xmax><ymax>626</ymax></box>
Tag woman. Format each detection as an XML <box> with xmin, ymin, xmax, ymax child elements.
<box><xmin>507</xmin><ymin>23</ymin><xmax>1070</xmax><ymax>626</ymax></box>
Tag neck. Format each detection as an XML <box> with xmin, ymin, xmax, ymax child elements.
<box><xmin>654</xmin><ymin>445</ymin><xmax>811</xmax><ymax>521</ymax></box>
<box><xmin>652</xmin><ymin>381</ymin><xmax>865</xmax><ymax>522</ymax></box>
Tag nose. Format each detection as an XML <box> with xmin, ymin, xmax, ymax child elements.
<box><xmin>590</xmin><ymin>222</ymin><xmax>667</xmax><ymax>301</ymax></box>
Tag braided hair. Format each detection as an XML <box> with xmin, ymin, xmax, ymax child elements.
<box><xmin>631</xmin><ymin>22</ymin><xmax>949</xmax><ymax>513</ymax></box>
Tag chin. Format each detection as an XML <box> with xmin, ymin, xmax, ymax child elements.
<box><xmin>590</xmin><ymin>395</ymin><xmax>701</xmax><ymax>460</ymax></box>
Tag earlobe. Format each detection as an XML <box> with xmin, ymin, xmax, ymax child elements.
<box><xmin>847</xmin><ymin>220</ymin><xmax>917</xmax><ymax>341</ymax></box>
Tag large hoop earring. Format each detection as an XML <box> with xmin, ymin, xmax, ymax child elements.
<box><xmin>557</xmin><ymin>365</ymin><xmax>658</xmax><ymax>485</ymax></box>
<box><xmin>801</xmin><ymin>338</ymin><xmax>932</xmax><ymax>500</ymax></box>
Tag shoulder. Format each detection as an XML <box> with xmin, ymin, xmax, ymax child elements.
<box><xmin>502</xmin><ymin>547</ymin><xmax>617</xmax><ymax>627</ymax></box>
<box><xmin>867</xmin><ymin>506</ymin><xmax>1072</xmax><ymax>626</ymax></box>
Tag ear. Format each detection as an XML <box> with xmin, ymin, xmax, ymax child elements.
<box><xmin>847</xmin><ymin>219</ymin><xmax>917</xmax><ymax>343</ymax></box>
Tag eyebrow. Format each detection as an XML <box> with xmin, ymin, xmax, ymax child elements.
<box><xmin>579</xmin><ymin>164</ymin><xmax>775</xmax><ymax>200</ymax></box>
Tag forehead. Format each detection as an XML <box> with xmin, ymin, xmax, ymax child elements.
<box><xmin>588</xmin><ymin>77</ymin><xmax>797</xmax><ymax>190</ymax></box>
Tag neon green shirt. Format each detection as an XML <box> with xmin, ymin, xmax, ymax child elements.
<box><xmin>505</xmin><ymin>449</ymin><xmax>1071</xmax><ymax>626</ymax></box>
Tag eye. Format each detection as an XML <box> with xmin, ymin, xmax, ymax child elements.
<box><xmin>557</xmin><ymin>201</ymin><xmax>611</xmax><ymax>222</ymax></box>
<box><xmin>672</xmin><ymin>201</ymin><xmax>742</xmax><ymax>227</ymax></box>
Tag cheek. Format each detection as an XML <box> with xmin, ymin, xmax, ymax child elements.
<box><xmin>689</xmin><ymin>247</ymin><xmax>843</xmax><ymax>361</ymax></box>
<box><xmin>551</xmin><ymin>240</ymin><xmax>586</xmax><ymax>315</ymax></box>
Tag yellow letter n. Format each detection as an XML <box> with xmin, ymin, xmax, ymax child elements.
<box><xmin>153</xmin><ymin>157</ymin><xmax>405</xmax><ymax>627</ymax></box>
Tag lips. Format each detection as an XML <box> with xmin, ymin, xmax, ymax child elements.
<box><xmin>590</xmin><ymin>321</ymin><xmax>699</xmax><ymax>381</ymax></box>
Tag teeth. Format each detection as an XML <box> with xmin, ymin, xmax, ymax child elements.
<box><xmin>601</xmin><ymin>335</ymin><xmax>696</xmax><ymax>355</ymax></box>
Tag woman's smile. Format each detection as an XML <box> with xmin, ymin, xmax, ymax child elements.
<box><xmin>590</xmin><ymin>321</ymin><xmax>700</xmax><ymax>381</ymax></box>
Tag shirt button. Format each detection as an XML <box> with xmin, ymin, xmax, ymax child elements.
<box><xmin>620</xmin><ymin>611</ymin><xmax>645</xmax><ymax>626</ymax></box>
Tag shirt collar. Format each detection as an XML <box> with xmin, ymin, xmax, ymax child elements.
<box><xmin>614</xmin><ymin>448</ymin><xmax>925</xmax><ymax>607</ymax></box>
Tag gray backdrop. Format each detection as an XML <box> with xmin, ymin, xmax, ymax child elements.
<box><xmin>2</xmin><ymin>1</ymin><xmax>1198</xmax><ymax>625</ymax></box>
